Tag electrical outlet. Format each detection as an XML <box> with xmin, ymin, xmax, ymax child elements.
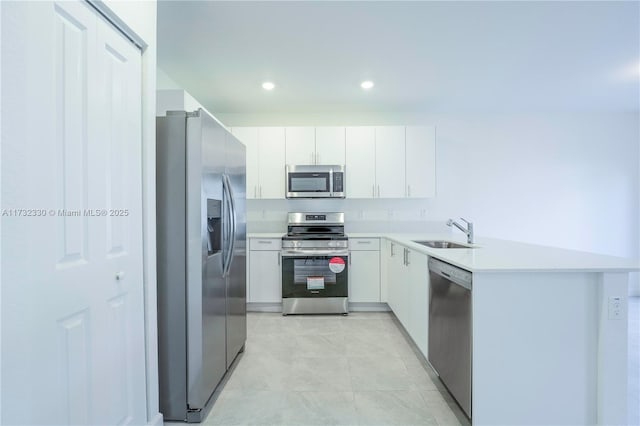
<box><xmin>608</xmin><ymin>296</ymin><xmax>623</xmax><ymax>320</ymax></box>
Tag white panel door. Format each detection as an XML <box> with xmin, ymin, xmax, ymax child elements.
<box><xmin>258</xmin><ymin>127</ymin><xmax>286</xmax><ymax>199</ymax></box>
<box><xmin>345</xmin><ymin>127</ymin><xmax>376</xmax><ymax>198</ymax></box>
<box><xmin>406</xmin><ymin>126</ymin><xmax>436</xmax><ymax>198</ymax></box>
<box><xmin>248</xmin><ymin>251</ymin><xmax>282</xmax><ymax>303</ymax></box>
<box><xmin>375</xmin><ymin>126</ymin><xmax>406</xmax><ymax>198</ymax></box>
<box><xmin>315</xmin><ymin>127</ymin><xmax>345</xmax><ymax>165</ymax></box>
<box><xmin>285</xmin><ymin>127</ymin><xmax>315</xmax><ymax>165</ymax></box>
<box><xmin>231</xmin><ymin>127</ymin><xmax>259</xmax><ymax>199</ymax></box>
<box><xmin>1</xmin><ymin>1</ymin><xmax>146</xmax><ymax>424</ymax></box>
<box><xmin>349</xmin><ymin>251</ymin><xmax>381</xmax><ymax>302</ymax></box>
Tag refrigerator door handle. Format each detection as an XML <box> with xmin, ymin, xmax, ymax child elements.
<box><xmin>222</xmin><ymin>174</ymin><xmax>234</xmax><ymax>277</ymax></box>
<box><xmin>223</xmin><ymin>174</ymin><xmax>237</xmax><ymax>277</ymax></box>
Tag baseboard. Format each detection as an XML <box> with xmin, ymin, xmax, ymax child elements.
<box><xmin>147</xmin><ymin>412</ymin><xmax>163</xmax><ymax>426</ymax></box>
<box><xmin>349</xmin><ymin>302</ymin><xmax>391</xmax><ymax>312</ymax></box>
<box><xmin>247</xmin><ymin>302</ymin><xmax>391</xmax><ymax>313</ymax></box>
<box><xmin>247</xmin><ymin>302</ymin><xmax>282</xmax><ymax>312</ymax></box>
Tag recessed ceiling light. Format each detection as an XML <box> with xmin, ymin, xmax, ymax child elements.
<box><xmin>262</xmin><ymin>81</ymin><xmax>275</xmax><ymax>91</ymax></box>
<box><xmin>361</xmin><ymin>81</ymin><xmax>374</xmax><ymax>90</ymax></box>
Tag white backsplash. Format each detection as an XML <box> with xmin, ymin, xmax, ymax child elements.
<box><xmin>247</xmin><ymin>198</ymin><xmax>451</xmax><ymax>234</ymax></box>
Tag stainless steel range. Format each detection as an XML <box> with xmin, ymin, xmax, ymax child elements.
<box><xmin>281</xmin><ymin>212</ymin><xmax>349</xmax><ymax>315</ymax></box>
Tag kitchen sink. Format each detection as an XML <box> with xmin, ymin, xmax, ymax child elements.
<box><xmin>413</xmin><ymin>240</ymin><xmax>473</xmax><ymax>249</ymax></box>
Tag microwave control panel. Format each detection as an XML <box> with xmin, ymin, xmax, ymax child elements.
<box><xmin>333</xmin><ymin>172</ymin><xmax>344</xmax><ymax>193</ymax></box>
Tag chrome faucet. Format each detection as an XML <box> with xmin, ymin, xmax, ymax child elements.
<box><xmin>447</xmin><ymin>218</ymin><xmax>474</xmax><ymax>244</ymax></box>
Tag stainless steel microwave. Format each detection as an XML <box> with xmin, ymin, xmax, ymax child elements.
<box><xmin>285</xmin><ymin>165</ymin><xmax>345</xmax><ymax>198</ymax></box>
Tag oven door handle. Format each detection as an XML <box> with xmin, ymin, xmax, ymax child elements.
<box><xmin>281</xmin><ymin>249</ymin><xmax>349</xmax><ymax>257</ymax></box>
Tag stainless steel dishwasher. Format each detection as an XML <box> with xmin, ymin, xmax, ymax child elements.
<box><xmin>428</xmin><ymin>257</ymin><xmax>472</xmax><ymax>419</ymax></box>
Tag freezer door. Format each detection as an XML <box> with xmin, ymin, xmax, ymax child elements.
<box><xmin>186</xmin><ymin>110</ymin><xmax>227</xmax><ymax>410</ymax></box>
<box><xmin>225</xmin><ymin>131</ymin><xmax>247</xmax><ymax>367</ymax></box>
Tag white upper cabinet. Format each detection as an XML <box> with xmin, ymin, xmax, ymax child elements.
<box><xmin>315</xmin><ymin>127</ymin><xmax>346</xmax><ymax>165</ymax></box>
<box><xmin>285</xmin><ymin>126</ymin><xmax>346</xmax><ymax>165</ymax></box>
<box><xmin>236</xmin><ymin>125</ymin><xmax>436</xmax><ymax>200</ymax></box>
<box><xmin>285</xmin><ymin>127</ymin><xmax>315</xmax><ymax>165</ymax></box>
<box><xmin>345</xmin><ymin>127</ymin><xmax>376</xmax><ymax>198</ymax></box>
<box><xmin>375</xmin><ymin>126</ymin><xmax>406</xmax><ymax>198</ymax></box>
<box><xmin>406</xmin><ymin>126</ymin><xmax>436</xmax><ymax>198</ymax></box>
<box><xmin>258</xmin><ymin>127</ymin><xmax>286</xmax><ymax>199</ymax></box>
<box><xmin>231</xmin><ymin>127</ymin><xmax>260</xmax><ymax>199</ymax></box>
<box><xmin>232</xmin><ymin>127</ymin><xmax>285</xmax><ymax>199</ymax></box>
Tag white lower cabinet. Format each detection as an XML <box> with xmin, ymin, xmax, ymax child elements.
<box><xmin>406</xmin><ymin>249</ymin><xmax>429</xmax><ymax>356</ymax></box>
<box><xmin>386</xmin><ymin>241</ymin><xmax>409</xmax><ymax>326</ymax></box>
<box><xmin>248</xmin><ymin>238</ymin><xmax>282</xmax><ymax>303</ymax></box>
<box><xmin>385</xmin><ymin>239</ymin><xmax>430</xmax><ymax>357</ymax></box>
<box><xmin>349</xmin><ymin>238</ymin><xmax>381</xmax><ymax>302</ymax></box>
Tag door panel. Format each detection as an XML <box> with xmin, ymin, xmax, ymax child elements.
<box><xmin>285</xmin><ymin>127</ymin><xmax>315</xmax><ymax>165</ymax></box>
<box><xmin>226</xmin><ymin>134</ymin><xmax>247</xmax><ymax>367</ymax></box>
<box><xmin>315</xmin><ymin>127</ymin><xmax>346</xmax><ymax>165</ymax></box>
<box><xmin>345</xmin><ymin>127</ymin><xmax>376</xmax><ymax>198</ymax></box>
<box><xmin>1</xmin><ymin>1</ymin><xmax>146</xmax><ymax>424</ymax></box>
<box><xmin>405</xmin><ymin>126</ymin><xmax>436</xmax><ymax>198</ymax></box>
<box><xmin>258</xmin><ymin>127</ymin><xmax>286</xmax><ymax>199</ymax></box>
<box><xmin>375</xmin><ymin>126</ymin><xmax>405</xmax><ymax>198</ymax></box>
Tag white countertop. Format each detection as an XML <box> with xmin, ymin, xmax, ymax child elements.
<box><xmin>248</xmin><ymin>232</ymin><xmax>640</xmax><ymax>273</ymax></box>
<box><xmin>247</xmin><ymin>233</ymin><xmax>285</xmax><ymax>239</ymax></box>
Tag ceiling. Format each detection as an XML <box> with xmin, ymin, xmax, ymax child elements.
<box><xmin>157</xmin><ymin>1</ymin><xmax>640</xmax><ymax>114</ymax></box>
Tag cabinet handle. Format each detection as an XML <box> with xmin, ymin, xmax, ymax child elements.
<box><xmin>406</xmin><ymin>249</ymin><xmax>410</xmax><ymax>266</ymax></box>
<box><xmin>408</xmin><ymin>185</ymin><xmax>411</xmax><ymax>197</ymax></box>
<box><xmin>390</xmin><ymin>243</ymin><xmax>395</xmax><ymax>256</ymax></box>
<box><xmin>260</xmin><ymin>186</ymin><xmax>262</xmax><ymax>198</ymax></box>
<box><xmin>377</xmin><ymin>185</ymin><xmax>380</xmax><ymax>197</ymax></box>
<box><xmin>357</xmin><ymin>240</ymin><xmax>371</xmax><ymax>244</ymax></box>
<box><xmin>349</xmin><ymin>252</ymin><xmax>352</xmax><ymax>265</ymax></box>
<box><xmin>258</xmin><ymin>240</ymin><xmax>272</xmax><ymax>244</ymax></box>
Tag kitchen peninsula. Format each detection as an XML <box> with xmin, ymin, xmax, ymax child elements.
<box><xmin>247</xmin><ymin>232</ymin><xmax>639</xmax><ymax>425</ymax></box>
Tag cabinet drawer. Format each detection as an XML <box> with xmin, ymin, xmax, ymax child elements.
<box><xmin>250</xmin><ymin>238</ymin><xmax>282</xmax><ymax>250</ymax></box>
<box><xmin>349</xmin><ymin>238</ymin><xmax>380</xmax><ymax>251</ymax></box>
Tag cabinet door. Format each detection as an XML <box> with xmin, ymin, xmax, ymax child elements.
<box><xmin>285</xmin><ymin>127</ymin><xmax>315</xmax><ymax>165</ymax></box>
<box><xmin>375</xmin><ymin>126</ymin><xmax>406</xmax><ymax>198</ymax></box>
<box><xmin>248</xmin><ymin>250</ymin><xmax>282</xmax><ymax>303</ymax></box>
<box><xmin>345</xmin><ymin>127</ymin><xmax>376</xmax><ymax>198</ymax></box>
<box><xmin>258</xmin><ymin>127</ymin><xmax>286</xmax><ymax>199</ymax></box>
<box><xmin>406</xmin><ymin>126</ymin><xmax>436</xmax><ymax>198</ymax></box>
<box><xmin>315</xmin><ymin>127</ymin><xmax>345</xmax><ymax>165</ymax></box>
<box><xmin>349</xmin><ymin>250</ymin><xmax>380</xmax><ymax>303</ymax></box>
<box><xmin>386</xmin><ymin>242</ymin><xmax>405</xmax><ymax>315</ymax></box>
<box><xmin>407</xmin><ymin>251</ymin><xmax>429</xmax><ymax>356</ymax></box>
<box><xmin>231</xmin><ymin>127</ymin><xmax>259</xmax><ymax>199</ymax></box>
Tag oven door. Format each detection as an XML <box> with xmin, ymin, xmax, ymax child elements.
<box><xmin>281</xmin><ymin>250</ymin><xmax>348</xmax><ymax>298</ymax></box>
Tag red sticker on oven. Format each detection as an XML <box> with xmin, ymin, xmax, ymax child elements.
<box><xmin>329</xmin><ymin>257</ymin><xmax>345</xmax><ymax>273</ymax></box>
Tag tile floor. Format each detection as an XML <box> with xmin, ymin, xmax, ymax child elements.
<box><xmin>200</xmin><ymin>312</ymin><xmax>467</xmax><ymax>426</ymax></box>
<box><xmin>165</xmin><ymin>298</ymin><xmax>640</xmax><ymax>426</ymax></box>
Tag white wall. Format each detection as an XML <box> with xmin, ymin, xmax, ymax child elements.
<box><xmin>217</xmin><ymin>111</ymin><xmax>640</xmax><ymax>294</ymax></box>
<box><xmin>98</xmin><ymin>1</ymin><xmax>161</xmax><ymax>424</ymax></box>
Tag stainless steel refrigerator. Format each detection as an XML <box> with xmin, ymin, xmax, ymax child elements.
<box><xmin>156</xmin><ymin>109</ymin><xmax>246</xmax><ymax>422</ymax></box>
